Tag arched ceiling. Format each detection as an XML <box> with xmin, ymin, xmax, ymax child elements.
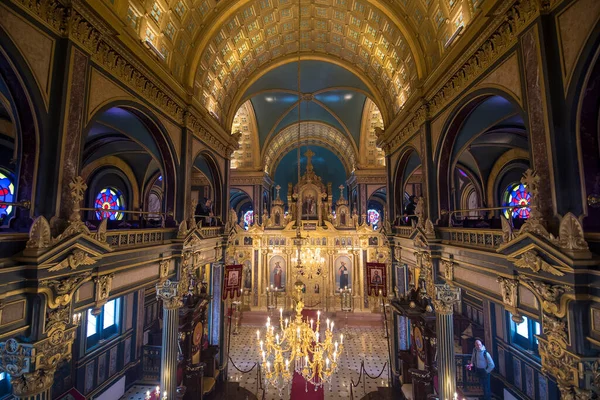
<box><xmin>115</xmin><ymin>0</ymin><xmax>479</xmax><ymax>129</ymax></box>
<box><xmin>264</xmin><ymin>121</ymin><xmax>357</xmax><ymax>175</ymax></box>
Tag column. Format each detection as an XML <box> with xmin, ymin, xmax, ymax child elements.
<box><xmin>157</xmin><ymin>280</ymin><xmax>183</xmax><ymax>400</ymax></box>
<box><xmin>434</xmin><ymin>284</ymin><xmax>461</xmax><ymax>400</ymax></box>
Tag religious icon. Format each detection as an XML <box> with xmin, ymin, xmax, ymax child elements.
<box><xmin>371</xmin><ymin>269</ymin><xmax>382</xmax><ymax>285</ymax></box>
<box><xmin>302</xmin><ymin>189</ymin><xmax>318</xmax><ymax>216</ymax></box>
<box><xmin>335</xmin><ymin>256</ymin><xmax>352</xmax><ymax>291</ymax></box>
<box><xmin>340</xmin><ymin>209</ymin><xmax>347</xmax><ymax>225</ymax></box>
<box><xmin>269</xmin><ymin>256</ymin><xmax>286</xmax><ymax>290</ymax></box>
<box><xmin>243</xmin><ymin>260</ymin><xmax>252</xmax><ymax>289</ymax></box>
<box><xmin>314</xmin><ymin>283</ymin><xmax>320</xmax><ymax>294</ymax></box>
<box><xmin>341</xmin><ymin>238</ymin><xmax>346</xmax><ymax>246</ymax></box>
<box><xmin>366</xmin><ymin>262</ymin><xmax>387</xmax><ymax>295</ymax></box>
<box><xmin>274</xmin><ymin>211</ymin><xmax>281</xmax><ymax>225</ymax></box>
<box><xmin>228</xmin><ymin>270</ymin><xmax>239</xmax><ymax>286</ymax></box>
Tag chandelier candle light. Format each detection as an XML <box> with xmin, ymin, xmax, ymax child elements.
<box><xmin>257</xmin><ymin>281</ymin><xmax>344</xmax><ymax>395</ymax></box>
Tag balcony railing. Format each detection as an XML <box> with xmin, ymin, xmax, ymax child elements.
<box><xmin>438</xmin><ymin>227</ymin><xmax>505</xmax><ymax>249</ymax></box>
<box><xmin>105</xmin><ymin>228</ymin><xmax>176</xmax><ymax>248</ymax></box>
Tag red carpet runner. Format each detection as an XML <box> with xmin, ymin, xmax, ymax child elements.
<box><xmin>290</xmin><ymin>309</ymin><xmax>324</xmax><ymax>400</ymax></box>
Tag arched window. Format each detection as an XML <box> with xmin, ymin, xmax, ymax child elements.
<box><xmin>503</xmin><ymin>183</ymin><xmax>530</xmax><ymax>219</ymax></box>
<box><xmin>0</xmin><ymin>172</ymin><xmax>15</xmax><ymax>218</ymax></box>
<box><xmin>367</xmin><ymin>209</ymin><xmax>380</xmax><ymax>228</ymax></box>
<box><xmin>95</xmin><ymin>187</ymin><xmax>125</xmax><ymax>220</ymax></box>
<box><xmin>243</xmin><ymin>210</ymin><xmax>254</xmax><ymax>230</ymax></box>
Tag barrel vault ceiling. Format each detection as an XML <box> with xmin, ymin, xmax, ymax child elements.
<box><xmin>100</xmin><ymin>0</ymin><xmax>482</xmax><ymax>176</ymax></box>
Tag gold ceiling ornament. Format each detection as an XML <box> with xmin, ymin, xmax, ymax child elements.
<box><xmin>257</xmin><ymin>281</ymin><xmax>343</xmax><ymax>396</ymax></box>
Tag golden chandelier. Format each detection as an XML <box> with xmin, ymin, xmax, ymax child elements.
<box><xmin>291</xmin><ymin>239</ymin><xmax>325</xmax><ymax>279</ymax></box>
<box><xmin>256</xmin><ymin>281</ymin><xmax>344</xmax><ymax>396</ymax></box>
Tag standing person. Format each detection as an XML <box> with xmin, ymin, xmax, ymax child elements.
<box><xmin>403</xmin><ymin>195</ymin><xmax>417</xmax><ymax>225</ymax></box>
<box><xmin>467</xmin><ymin>339</ymin><xmax>495</xmax><ymax>400</ymax></box>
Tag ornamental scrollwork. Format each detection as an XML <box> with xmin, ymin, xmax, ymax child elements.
<box><xmin>48</xmin><ymin>249</ymin><xmax>96</xmax><ymax>272</ymax></box>
<box><xmin>511</xmin><ymin>250</ymin><xmax>564</xmax><ymax>276</ymax></box>
<box><xmin>156</xmin><ymin>280</ymin><xmax>183</xmax><ymax>310</ymax></box>
<box><xmin>40</xmin><ymin>271</ymin><xmax>93</xmax><ymax>308</ymax></box>
<box><xmin>519</xmin><ymin>276</ymin><xmax>572</xmax><ymax>316</ymax></box>
<box><xmin>496</xmin><ymin>276</ymin><xmax>522</xmax><ymax>322</ymax></box>
<box><xmin>0</xmin><ymin>339</ymin><xmax>33</xmax><ymax>377</ymax></box>
<box><xmin>10</xmin><ymin>368</ymin><xmax>54</xmax><ymax>397</ymax></box>
<box><xmin>554</xmin><ymin>212</ymin><xmax>589</xmax><ymax>252</ymax></box>
<box><xmin>441</xmin><ymin>260</ymin><xmax>456</xmax><ymax>282</ymax></box>
<box><xmin>433</xmin><ymin>284</ymin><xmax>461</xmax><ymax>314</ymax></box>
<box><xmin>92</xmin><ymin>273</ymin><xmax>114</xmax><ymax>314</ymax></box>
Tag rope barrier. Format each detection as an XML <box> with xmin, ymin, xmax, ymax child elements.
<box><xmin>349</xmin><ymin>360</ymin><xmax>389</xmax><ymax>399</ymax></box>
<box><xmin>228</xmin><ymin>356</ymin><xmax>257</xmax><ymax>374</ymax></box>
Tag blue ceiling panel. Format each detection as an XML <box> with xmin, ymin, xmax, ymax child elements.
<box><xmin>94</xmin><ymin>107</ymin><xmax>161</xmax><ymax>162</ymax></box>
<box><xmin>250</xmin><ymin>92</ymin><xmax>299</xmax><ymax>145</ymax></box>
<box><xmin>273</xmin><ymin>146</ymin><xmax>347</xmax><ymax>206</ymax></box>
<box><xmin>314</xmin><ymin>90</ymin><xmax>366</xmax><ymax>145</ymax></box>
<box><xmin>452</xmin><ymin>96</ymin><xmax>521</xmax><ymax>158</ymax></box>
<box><xmin>244</xmin><ymin>61</ymin><xmax>371</xmax><ymax>99</ymax></box>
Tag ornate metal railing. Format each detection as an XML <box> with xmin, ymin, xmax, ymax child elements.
<box><xmin>438</xmin><ymin>227</ymin><xmax>504</xmax><ymax>249</ymax></box>
<box><xmin>106</xmin><ymin>228</ymin><xmax>176</xmax><ymax>248</ymax></box>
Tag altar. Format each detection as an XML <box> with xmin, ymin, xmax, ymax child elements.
<box><xmin>225</xmin><ymin>151</ymin><xmax>392</xmax><ymax>312</ymax></box>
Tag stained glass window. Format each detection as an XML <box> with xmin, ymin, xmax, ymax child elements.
<box><xmin>503</xmin><ymin>183</ymin><xmax>530</xmax><ymax>219</ymax></box>
<box><xmin>243</xmin><ymin>210</ymin><xmax>254</xmax><ymax>230</ymax></box>
<box><xmin>95</xmin><ymin>187</ymin><xmax>125</xmax><ymax>220</ymax></box>
<box><xmin>0</xmin><ymin>172</ymin><xmax>14</xmax><ymax>217</ymax></box>
<box><xmin>367</xmin><ymin>209</ymin><xmax>380</xmax><ymax>228</ymax></box>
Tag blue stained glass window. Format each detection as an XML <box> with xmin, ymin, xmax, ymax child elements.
<box><xmin>503</xmin><ymin>183</ymin><xmax>530</xmax><ymax>219</ymax></box>
<box><xmin>0</xmin><ymin>172</ymin><xmax>15</xmax><ymax>217</ymax></box>
<box><xmin>95</xmin><ymin>187</ymin><xmax>125</xmax><ymax>220</ymax></box>
<box><xmin>367</xmin><ymin>209</ymin><xmax>380</xmax><ymax>228</ymax></box>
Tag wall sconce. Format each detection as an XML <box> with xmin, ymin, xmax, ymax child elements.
<box><xmin>72</xmin><ymin>312</ymin><xmax>82</xmax><ymax>326</ymax></box>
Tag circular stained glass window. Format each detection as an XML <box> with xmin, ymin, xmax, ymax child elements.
<box><xmin>95</xmin><ymin>187</ymin><xmax>125</xmax><ymax>220</ymax></box>
<box><xmin>503</xmin><ymin>183</ymin><xmax>530</xmax><ymax>219</ymax></box>
<box><xmin>367</xmin><ymin>209</ymin><xmax>380</xmax><ymax>227</ymax></box>
<box><xmin>243</xmin><ymin>210</ymin><xmax>254</xmax><ymax>230</ymax></box>
<box><xmin>0</xmin><ymin>172</ymin><xmax>15</xmax><ymax>217</ymax></box>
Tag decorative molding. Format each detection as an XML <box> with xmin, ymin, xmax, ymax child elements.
<box><xmin>47</xmin><ymin>249</ymin><xmax>96</xmax><ymax>272</ymax></box>
<box><xmin>510</xmin><ymin>250</ymin><xmax>565</xmax><ymax>276</ymax></box>
<box><xmin>433</xmin><ymin>284</ymin><xmax>461</xmax><ymax>314</ymax></box>
<box><xmin>156</xmin><ymin>280</ymin><xmax>183</xmax><ymax>310</ymax></box>
<box><xmin>159</xmin><ymin>260</ymin><xmax>170</xmax><ymax>281</ymax></box>
<box><xmin>519</xmin><ymin>276</ymin><xmax>572</xmax><ymax>316</ymax></box>
<box><xmin>11</xmin><ymin>0</ymin><xmax>67</xmax><ymax>35</ymax></box>
<box><xmin>496</xmin><ymin>276</ymin><xmax>522</xmax><ymax>322</ymax></box>
<box><xmin>91</xmin><ymin>273</ymin><xmax>114</xmax><ymax>315</ymax></box>
<box><xmin>441</xmin><ymin>260</ymin><xmax>456</xmax><ymax>282</ymax></box>
<box><xmin>40</xmin><ymin>271</ymin><xmax>93</xmax><ymax>308</ymax></box>
<box><xmin>555</xmin><ymin>212</ymin><xmax>589</xmax><ymax>253</ymax></box>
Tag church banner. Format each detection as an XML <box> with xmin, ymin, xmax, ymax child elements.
<box><xmin>223</xmin><ymin>264</ymin><xmax>243</xmax><ymax>300</ymax></box>
<box><xmin>366</xmin><ymin>262</ymin><xmax>387</xmax><ymax>296</ymax></box>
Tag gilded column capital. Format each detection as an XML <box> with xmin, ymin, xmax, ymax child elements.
<box><xmin>433</xmin><ymin>284</ymin><xmax>461</xmax><ymax>315</ymax></box>
<box><xmin>156</xmin><ymin>280</ymin><xmax>183</xmax><ymax>310</ymax></box>
<box><xmin>496</xmin><ymin>276</ymin><xmax>521</xmax><ymax>322</ymax></box>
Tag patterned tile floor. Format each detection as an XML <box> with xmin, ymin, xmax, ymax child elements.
<box><xmin>228</xmin><ymin>323</ymin><xmax>391</xmax><ymax>400</ymax></box>
<box><xmin>120</xmin><ymin>315</ymin><xmax>392</xmax><ymax>400</ymax></box>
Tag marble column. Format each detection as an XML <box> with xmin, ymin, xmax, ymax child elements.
<box><xmin>157</xmin><ymin>280</ymin><xmax>183</xmax><ymax>400</ymax></box>
<box><xmin>434</xmin><ymin>284</ymin><xmax>461</xmax><ymax>400</ymax></box>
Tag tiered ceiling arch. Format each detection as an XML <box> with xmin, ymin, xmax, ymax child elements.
<box><xmin>264</xmin><ymin>121</ymin><xmax>357</xmax><ymax>176</ymax></box>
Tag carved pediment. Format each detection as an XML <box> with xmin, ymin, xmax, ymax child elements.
<box><xmin>23</xmin><ymin>236</ymin><xmax>110</xmax><ymax>270</ymax></box>
<box><xmin>409</xmin><ymin>227</ymin><xmax>429</xmax><ymax>249</ymax></box>
<box><xmin>498</xmin><ymin>234</ymin><xmax>575</xmax><ymax>277</ymax></box>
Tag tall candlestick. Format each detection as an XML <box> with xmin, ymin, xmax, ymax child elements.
<box><xmin>279</xmin><ymin>308</ymin><xmax>283</xmax><ymax>320</ymax></box>
<box><xmin>256</xmin><ymin>330</ymin><xmax>260</xmax><ymax>340</ymax></box>
<box><xmin>310</xmin><ymin>319</ymin><xmax>314</xmax><ymax>330</ymax></box>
